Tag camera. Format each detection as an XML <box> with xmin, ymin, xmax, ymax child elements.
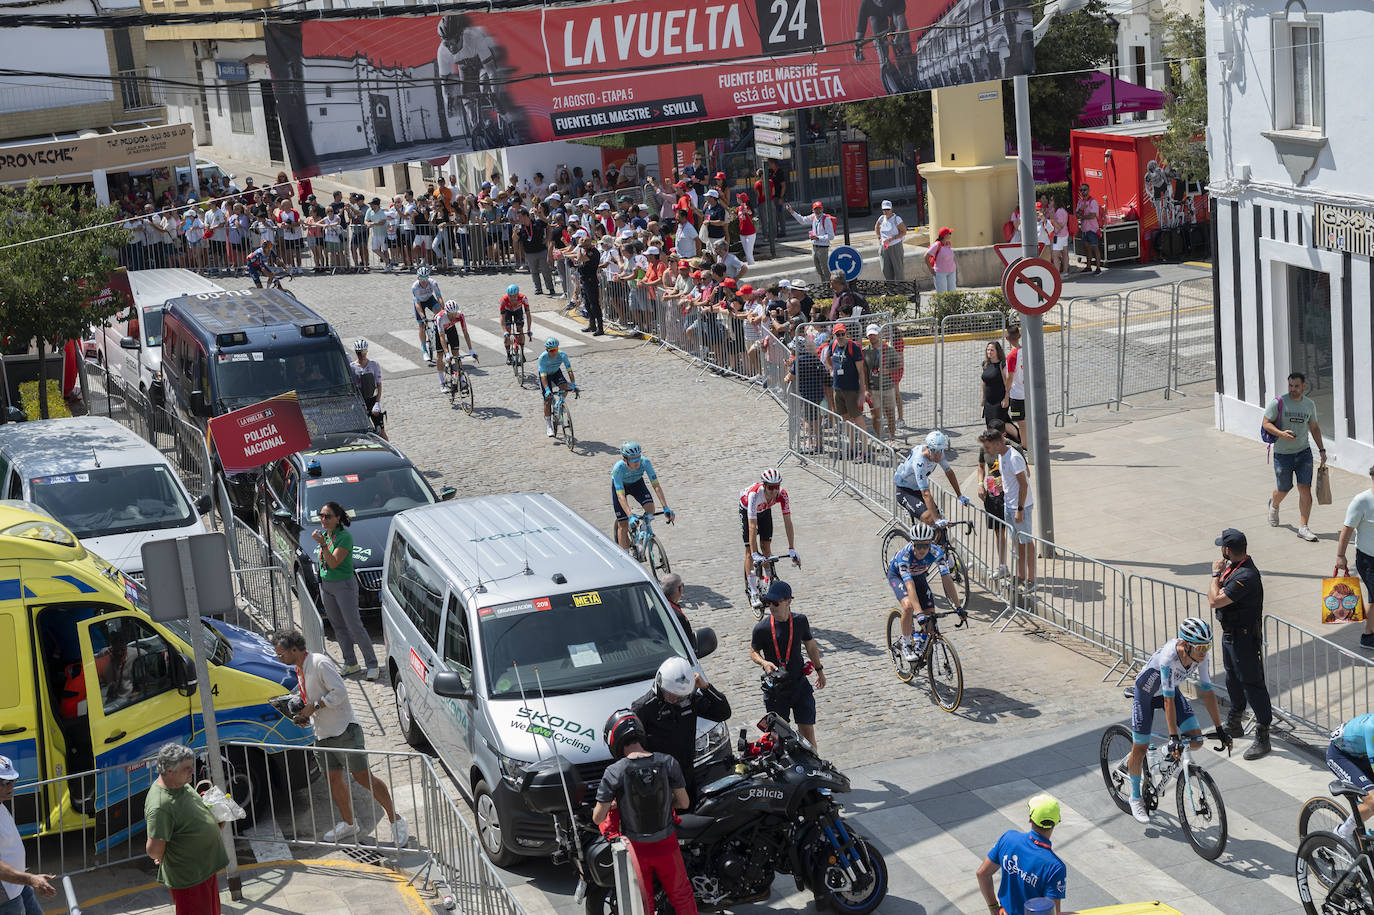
<box><xmin>269</xmin><ymin>694</ymin><xmax>305</xmax><ymax>719</ymax></box>
<box><xmin>760</xmin><ymin>668</ymin><xmax>792</xmax><ymax>695</ymax></box>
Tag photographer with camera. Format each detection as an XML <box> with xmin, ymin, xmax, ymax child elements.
<box><xmin>749</xmin><ymin>581</ymin><xmax>825</xmax><ymax>752</ymax></box>
<box><xmin>633</xmin><ymin>657</ymin><xmax>731</xmax><ymax>805</ymax></box>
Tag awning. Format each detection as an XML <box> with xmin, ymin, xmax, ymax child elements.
<box><xmin>0</xmin><ymin>124</ymin><xmax>195</xmax><ymax>187</ymax></box>
<box><xmin>1077</xmin><ymin>73</ymin><xmax>1168</xmax><ymax>126</ymax></box>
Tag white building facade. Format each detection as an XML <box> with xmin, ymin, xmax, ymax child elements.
<box><xmin>1207</xmin><ymin>0</ymin><xmax>1374</xmax><ymax>471</ymax></box>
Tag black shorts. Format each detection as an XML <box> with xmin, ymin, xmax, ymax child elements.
<box><xmin>740</xmin><ymin>504</ymin><xmax>774</xmax><ymax>544</ymax></box>
<box><xmin>1008</xmin><ymin>398</ymin><xmax>1026</xmax><ymax>421</ymax></box>
<box><xmin>542</xmin><ymin>370</ymin><xmax>567</xmax><ymax>393</ymax></box>
<box><xmin>400</xmin><ymin>229</ymin><xmax>416</xmax><ymax>248</ymax></box>
<box><xmin>896</xmin><ymin>486</ymin><xmax>929</xmax><ymax>522</ymax></box>
<box><xmin>502</xmin><ymin>310</ymin><xmax>526</xmax><ymax>331</ymax></box>
<box><xmin>442</xmin><ymin>326</ymin><xmax>462</xmax><ymax>351</ymax></box>
<box><xmin>612</xmin><ymin>478</ymin><xmax>653</xmax><ymax>521</ymax></box>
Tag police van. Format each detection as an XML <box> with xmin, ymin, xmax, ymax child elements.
<box><xmin>0</xmin><ymin>504</ymin><xmax>313</xmax><ymax>846</ymax></box>
<box><xmin>160</xmin><ymin>287</ymin><xmax>370</xmax><ymax>511</ymax></box>
<box><xmin>381</xmin><ymin>492</ymin><xmax>724</xmax><ymax>866</ymax></box>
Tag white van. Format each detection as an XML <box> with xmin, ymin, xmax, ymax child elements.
<box><xmin>0</xmin><ymin>417</ymin><xmax>209</xmax><ymax>579</ymax></box>
<box><xmin>381</xmin><ymin>492</ymin><xmax>723</xmax><ymax>866</ymax></box>
<box><xmin>100</xmin><ymin>269</ymin><xmax>225</xmax><ymax>405</ymax></box>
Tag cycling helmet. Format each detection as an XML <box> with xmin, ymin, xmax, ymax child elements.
<box><xmin>925</xmin><ymin>430</ymin><xmax>950</xmax><ymax>452</ymax></box>
<box><xmin>603</xmin><ymin>710</ymin><xmax>646</xmax><ymax>760</ymax></box>
<box><xmin>620</xmin><ymin>441</ymin><xmax>642</xmax><ymax>460</ymax></box>
<box><xmin>352</xmin><ymin>338</ymin><xmax>369</xmax><ymax>353</ymax></box>
<box><xmin>507</xmin><ymin>284</ymin><xmax>520</xmax><ymax>296</ymax></box>
<box><xmin>416</xmin><ymin>266</ymin><xmax>432</xmax><ymax>280</ymax></box>
<box><xmin>545</xmin><ymin>337</ymin><xmax>559</xmax><ymax>350</ymax></box>
<box><xmin>1178</xmin><ymin>617</ymin><xmax>1213</xmax><ymax>646</ymax></box>
<box><xmin>760</xmin><ymin>468</ymin><xmax>782</xmax><ymax>486</ymax></box>
<box><xmin>654</xmin><ymin>657</ymin><xmax>695</xmax><ymax>699</ymax></box>
<box><xmin>444</xmin><ymin>300</ymin><xmax>460</xmax><ymax>314</ymax></box>
<box><xmin>437</xmin><ymin>13</ymin><xmax>467</xmax><ymax>41</ymax></box>
<box><xmin>909</xmin><ymin>522</ymin><xmax>936</xmax><ymax>544</ymax></box>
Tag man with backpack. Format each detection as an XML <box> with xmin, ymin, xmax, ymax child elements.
<box><xmin>1261</xmin><ymin>371</ymin><xmax>1327</xmax><ymax>542</ymax></box>
<box><xmin>594</xmin><ymin>711</ymin><xmax>697</xmax><ymax>915</ymax></box>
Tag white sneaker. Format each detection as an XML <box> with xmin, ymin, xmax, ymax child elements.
<box><xmin>1298</xmin><ymin>525</ymin><xmax>1319</xmax><ymax>542</ymax></box>
<box><xmin>1337</xmin><ymin>817</ymin><xmax>1357</xmax><ymax>846</ymax></box>
<box><xmin>366</xmin><ymin>666</ymin><xmax>379</xmax><ymax>681</ymax></box>
<box><xmin>439</xmin><ymin>379</ymin><xmax>449</xmax><ymax>392</ymax></box>
<box><xmin>546</xmin><ymin>423</ymin><xmax>555</xmax><ymax>437</ymax></box>
<box><xmin>1129</xmin><ymin>797</ymin><xmax>1150</xmax><ymax>824</ymax></box>
<box><xmin>323</xmin><ymin>820</ymin><xmax>359</xmax><ymax>843</ymax></box>
<box><xmin>392</xmin><ymin>814</ymin><xmax>409</xmax><ymax>848</ymax></box>
<box><xmin>900</xmin><ymin>637</ymin><xmax>920</xmax><ymax>663</ymax></box>
<box><xmin>1268</xmin><ymin>500</ymin><xmax>1279</xmax><ymax>526</ymax></box>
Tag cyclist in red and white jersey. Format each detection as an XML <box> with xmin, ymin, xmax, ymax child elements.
<box><xmin>434</xmin><ymin>301</ymin><xmax>477</xmax><ymax>391</ymax></box>
<box><xmin>499</xmin><ymin>284</ymin><xmax>532</xmax><ymax>364</ymax></box>
<box><xmin>739</xmin><ymin>468</ymin><xmax>798</xmax><ymax>596</ymax></box>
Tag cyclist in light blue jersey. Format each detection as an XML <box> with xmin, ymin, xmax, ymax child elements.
<box><xmin>893</xmin><ymin>430</ymin><xmax>969</xmax><ymax>525</ymax></box>
<box><xmin>412</xmin><ymin>266</ymin><xmax>442</xmax><ymax>363</ymax></box>
<box><xmin>537</xmin><ymin>337</ymin><xmax>576</xmax><ymax>438</ymax></box>
<box><xmin>612</xmin><ymin>441</ymin><xmax>674</xmax><ymax>549</ymax></box>
<box><xmin>1328</xmin><ymin>713</ymin><xmax>1374</xmax><ymax>845</ymax></box>
<box><xmin>885</xmin><ymin>522</ymin><xmax>964</xmax><ymax>662</ymax></box>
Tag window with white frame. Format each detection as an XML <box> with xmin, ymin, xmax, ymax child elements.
<box><xmin>1272</xmin><ymin>5</ymin><xmax>1324</xmax><ymax>131</ymax></box>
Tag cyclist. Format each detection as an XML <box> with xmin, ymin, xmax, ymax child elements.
<box><xmin>411</xmin><ymin>266</ymin><xmax>442</xmax><ymax>363</ymax></box>
<box><xmin>246</xmin><ymin>239</ymin><xmax>283</xmax><ymax>289</ymax></box>
<box><xmin>854</xmin><ymin>0</ymin><xmax>913</xmax><ymax>61</ymax></box>
<box><xmin>1123</xmin><ymin>618</ymin><xmax>1230</xmax><ymax>825</ymax></box>
<box><xmin>500</xmin><ymin>283</ymin><xmax>532</xmax><ymax>365</ymax></box>
<box><xmin>436</xmin><ymin>14</ymin><xmax>501</xmax><ymax>129</ymax></box>
<box><xmin>434</xmin><ymin>300</ymin><xmax>478</xmax><ymax>392</ymax></box>
<box><xmin>537</xmin><ymin>337</ymin><xmax>576</xmax><ymax>438</ymax></box>
<box><xmin>1327</xmin><ymin>713</ymin><xmax>1374</xmax><ymax>846</ymax></box>
<box><xmin>613</xmin><ymin>441</ymin><xmax>674</xmax><ymax>550</ymax></box>
<box><xmin>739</xmin><ymin>468</ymin><xmax>799</xmax><ymax>599</ymax></box>
<box><xmin>893</xmin><ymin>429</ymin><xmax>969</xmax><ymax>526</ymax></box>
<box><xmin>349</xmin><ymin>338</ymin><xmax>387</xmax><ymax>440</ymax></box>
<box><xmin>885</xmin><ymin>522</ymin><xmax>965</xmax><ymax>663</ymax></box>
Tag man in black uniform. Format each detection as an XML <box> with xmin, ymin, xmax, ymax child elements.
<box><xmin>749</xmin><ymin>580</ymin><xmax>826</xmax><ymax>752</ymax></box>
<box><xmin>575</xmin><ymin>236</ymin><xmax>604</xmax><ymax>336</ymax></box>
<box><xmin>1207</xmin><ymin>528</ymin><xmax>1274</xmax><ymax>760</ymax></box>
<box><xmin>632</xmin><ymin>657</ymin><xmax>730</xmax><ymax>805</ymax></box>
<box><xmin>594</xmin><ymin>711</ymin><xmax>697</xmax><ymax>915</ymax></box>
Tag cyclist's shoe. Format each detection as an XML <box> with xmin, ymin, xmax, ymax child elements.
<box><xmin>900</xmin><ymin>637</ymin><xmax>921</xmax><ymax>663</ymax></box>
<box><xmin>439</xmin><ymin>378</ymin><xmax>449</xmax><ymax>392</ymax></box>
<box><xmin>1129</xmin><ymin>797</ymin><xmax>1150</xmax><ymax>824</ymax></box>
<box><xmin>1337</xmin><ymin>817</ymin><xmax>1358</xmax><ymax>846</ymax></box>
<box><xmin>545</xmin><ymin>420</ymin><xmax>555</xmax><ymax>437</ymax></box>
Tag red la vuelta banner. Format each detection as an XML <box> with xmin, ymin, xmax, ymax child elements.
<box><xmin>265</xmin><ymin>0</ymin><xmax>1034</xmax><ymax>176</ymax></box>
<box><xmin>208</xmin><ymin>393</ymin><xmax>312</xmax><ymax>473</ymax></box>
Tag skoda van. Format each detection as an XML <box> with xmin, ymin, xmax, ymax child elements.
<box><xmin>0</xmin><ymin>505</ymin><xmax>313</xmax><ymax>847</ymax></box>
<box><xmin>380</xmin><ymin>492</ymin><xmax>723</xmax><ymax>866</ymax></box>
<box><xmin>100</xmin><ymin>269</ymin><xmax>226</xmax><ymax>406</ymax></box>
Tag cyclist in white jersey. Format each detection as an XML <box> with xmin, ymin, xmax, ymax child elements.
<box><xmin>893</xmin><ymin>429</ymin><xmax>969</xmax><ymax>524</ymax></box>
<box><xmin>437</xmin><ymin>15</ymin><xmax>501</xmax><ymax>130</ymax></box>
<box><xmin>411</xmin><ymin>268</ymin><xmax>442</xmax><ymax>362</ymax></box>
<box><xmin>434</xmin><ymin>300</ymin><xmax>478</xmax><ymax>391</ymax></box>
<box><xmin>1123</xmin><ymin>618</ymin><xmax>1230</xmax><ymax>823</ymax></box>
<box><xmin>739</xmin><ymin>468</ymin><xmax>799</xmax><ymax>596</ymax></box>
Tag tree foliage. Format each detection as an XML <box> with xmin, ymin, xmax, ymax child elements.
<box><xmin>837</xmin><ymin>95</ymin><xmax>934</xmax><ymax>168</ymax></box>
<box><xmin>1006</xmin><ymin>0</ymin><xmax>1118</xmax><ymax>150</ymax></box>
<box><xmin>1155</xmin><ymin>12</ymin><xmax>1208</xmax><ymax>182</ymax></box>
<box><xmin>0</xmin><ymin>182</ymin><xmax>130</xmax><ymax>417</ymax></box>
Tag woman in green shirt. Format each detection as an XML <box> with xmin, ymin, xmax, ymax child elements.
<box><xmin>145</xmin><ymin>742</ymin><xmax>229</xmax><ymax>915</ymax></box>
<box><xmin>313</xmin><ymin>501</ymin><xmax>378</xmax><ymax>678</ymax></box>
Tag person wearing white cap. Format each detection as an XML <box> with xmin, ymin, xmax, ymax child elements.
<box><xmin>875</xmin><ymin>200</ymin><xmax>908</xmax><ymax>281</ymax></box>
<box><xmin>0</xmin><ymin>755</ymin><xmax>56</xmax><ymax>914</ymax></box>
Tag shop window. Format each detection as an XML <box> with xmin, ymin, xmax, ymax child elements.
<box><xmin>227</xmin><ymin>82</ymin><xmax>253</xmax><ymax>134</ymax></box>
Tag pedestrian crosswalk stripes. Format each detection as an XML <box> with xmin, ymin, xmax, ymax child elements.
<box><xmin>385</xmin><ymin>316</ymin><xmax>586</xmax><ymax>364</ymax></box>
<box><xmin>356</xmin><ymin>338</ymin><xmax>423</xmax><ymax>374</ymax></box>
<box><xmin>535</xmin><ymin>309</ymin><xmax>594</xmax><ymax>337</ymax></box>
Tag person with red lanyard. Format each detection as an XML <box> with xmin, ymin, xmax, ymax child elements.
<box><xmin>749</xmin><ymin>580</ymin><xmax>826</xmax><ymax>751</ymax></box>
<box><xmin>785</xmin><ymin>200</ymin><xmax>837</xmax><ymax>281</ymax></box>
<box><xmin>736</xmin><ymin>193</ymin><xmax>757</xmax><ymax>265</ymax></box>
<box><xmin>594</xmin><ymin>711</ymin><xmax>697</xmax><ymax>915</ymax></box>
<box><xmin>975</xmin><ymin>794</ymin><xmax>1070</xmax><ymax>915</ymax></box>
<box><xmin>739</xmin><ymin>468</ymin><xmax>799</xmax><ymax>598</ymax></box>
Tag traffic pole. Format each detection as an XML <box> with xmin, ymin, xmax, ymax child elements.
<box><xmin>1014</xmin><ymin>74</ymin><xmax>1054</xmax><ymax>551</ymax></box>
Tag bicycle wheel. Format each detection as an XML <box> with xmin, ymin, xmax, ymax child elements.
<box><xmin>458</xmin><ymin>367</ymin><xmax>474</xmax><ymax>415</ymax></box>
<box><xmin>926</xmin><ymin>635</ymin><xmax>963</xmax><ymax>711</ymax></box>
<box><xmin>562</xmin><ymin>404</ymin><xmax>575</xmax><ymax>451</ymax></box>
<box><xmin>448</xmin><ymin>365</ymin><xmax>458</xmax><ymax>405</ymax></box>
<box><xmin>1098</xmin><ymin>724</ymin><xmax>1136</xmax><ymax>816</ymax></box>
<box><xmin>646</xmin><ymin>537</ymin><xmax>670</xmax><ymax>581</ymax></box>
<box><xmin>885</xmin><ymin>609</ymin><xmax>915</xmax><ymax>684</ymax></box>
<box><xmin>1301</xmin><ymin>797</ymin><xmax>1352</xmax><ymax>844</ymax></box>
<box><xmin>1176</xmin><ymin>765</ymin><xmax>1228</xmax><ymax>860</ymax></box>
<box><xmin>881</xmin><ymin>527</ymin><xmax>907</xmax><ymax>570</ymax></box>
<box><xmin>1296</xmin><ymin>832</ymin><xmax>1370</xmax><ymax>914</ymax></box>
<box><xmin>944</xmin><ymin>544</ymin><xmax>971</xmax><ymax>610</ymax></box>
<box><xmin>512</xmin><ymin>347</ymin><xmax>525</xmax><ymax>385</ymax></box>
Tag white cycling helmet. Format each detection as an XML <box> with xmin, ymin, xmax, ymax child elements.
<box><xmin>925</xmin><ymin>430</ymin><xmax>950</xmax><ymax>452</ymax></box>
<box><xmin>909</xmin><ymin>522</ymin><xmax>936</xmax><ymax>544</ymax></box>
<box><xmin>760</xmin><ymin>468</ymin><xmax>782</xmax><ymax>486</ymax></box>
<box><xmin>443</xmin><ymin>299</ymin><xmax>460</xmax><ymax>314</ymax></box>
<box><xmin>352</xmin><ymin>338</ymin><xmax>368</xmax><ymax>353</ymax></box>
<box><xmin>1178</xmin><ymin>617</ymin><xmax>1213</xmax><ymax>645</ymax></box>
<box><xmin>655</xmin><ymin>656</ymin><xmax>695</xmax><ymax>699</ymax></box>
<box><xmin>416</xmin><ymin>266</ymin><xmax>433</xmax><ymax>280</ymax></box>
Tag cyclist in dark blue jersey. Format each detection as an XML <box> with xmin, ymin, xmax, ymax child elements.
<box><xmin>885</xmin><ymin>522</ymin><xmax>964</xmax><ymax>662</ymax></box>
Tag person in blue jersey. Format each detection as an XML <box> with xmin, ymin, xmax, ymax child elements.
<box><xmin>893</xmin><ymin>430</ymin><xmax>970</xmax><ymax>525</ymax></box>
<box><xmin>1327</xmin><ymin>713</ymin><xmax>1374</xmax><ymax>846</ymax></box>
<box><xmin>536</xmin><ymin>338</ymin><xmax>576</xmax><ymax>438</ymax></box>
<box><xmin>885</xmin><ymin>521</ymin><xmax>965</xmax><ymax>662</ymax></box>
<box><xmin>976</xmin><ymin>794</ymin><xmax>1069</xmax><ymax>915</ymax></box>
<box><xmin>612</xmin><ymin>441</ymin><xmax>674</xmax><ymax>550</ymax></box>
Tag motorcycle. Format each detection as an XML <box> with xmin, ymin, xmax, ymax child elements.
<box><xmin>522</xmin><ymin>713</ymin><xmax>888</xmax><ymax>915</ymax></box>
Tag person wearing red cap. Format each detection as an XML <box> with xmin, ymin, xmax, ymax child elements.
<box><xmin>785</xmin><ymin>200</ymin><xmax>837</xmax><ymax>280</ymax></box>
<box><xmin>926</xmin><ymin>227</ymin><xmax>957</xmax><ymax>293</ymax></box>
<box><xmin>822</xmin><ymin>322</ymin><xmax>869</xmax><ymax>434</ymax></box>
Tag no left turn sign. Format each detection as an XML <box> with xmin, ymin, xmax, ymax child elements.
<box><xmin>1001</xmin><ymin>257</ymin><xmax>1062</xmax><ymax>316</ymax></box>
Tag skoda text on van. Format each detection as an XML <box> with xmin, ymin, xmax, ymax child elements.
<box><xmin>100</xmin><ymin>268</ymin><xmax>226</xmax><ymax>406</ymax></box>
<box><xmin>160</xmin><ymin>288</ymin><xmax>371</xmax><ymax>513</ymax></box>
<box><xmin>0</xmin><ymin>417</ymin><xmax>211</xmax><ymax>580</ymax></box>
<box><xmin>0</xmin><ymin>505</ymin><xmax>313</xmax><ymax>848</ymax></box>
<box><xmin>381</xmin><ymin>492</ymin><xmax>725</xmax><ymax>866</ymax></box>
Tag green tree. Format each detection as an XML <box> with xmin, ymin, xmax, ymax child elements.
<box><xmin>1155</xmin><ymin>12</ymin><xmax>1208</xmax><ymax>181</ymax></box>
<box><xmin>1005</xmin><ymin>0</ymin><xmax>1118</xmax><ymax>150</ymax></box>
<box><xmin>837</xmin><ymin>95</ymin><xmax>934</xmax><ymax>169</ymax></box>
<box><xmin>0</xmin><ymin>182</ymin><xmax>129</xmax><ymax>418</ymax></box>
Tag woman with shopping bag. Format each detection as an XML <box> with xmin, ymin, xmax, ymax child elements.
<box><xmin>145</xmin><ymin>743</ymin><xmax>232</xmax><ymax>915</ymax></box>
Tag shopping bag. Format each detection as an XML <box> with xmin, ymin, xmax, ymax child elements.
<box><xmin>198</xmin><ymin>781</ymin><xmax>248</xmax><ymax>822</ymax></box>
<box><xmin>1321</xmin><ymin>575</ymin><xmax>1366</xmax><ymax>624</ymax></box>
<box><xmin>1316</xmin><ymin>465</ymin><xmax>1333</xmax><ymax>505</ymax></box>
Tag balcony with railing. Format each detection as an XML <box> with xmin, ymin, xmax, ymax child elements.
<box><xmin>118</xmin><ymin>68</ymin><xmax>165</xmax><ymax>112</ymax></box>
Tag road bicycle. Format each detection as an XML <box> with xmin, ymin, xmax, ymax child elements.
<box><xmin>507</xmin><ymin>333</ymin><xmax>528</xmax><ymax>386</ymax></box>
<box><xmin>856</xmin><ymin>23</ymin><xmax>916</xmax><ymax>96</ymax></box>
<box><xmin>882</xmin><ymin>518</ymin><xmax>972</xmax><ymax>612</ymax></box>
<box><xmin>1099</xmin><ymin>691</ymin><xmax>1231</xmax><ymax>860</ymax></box>
<box><xmin>747</xmin><ymin>553</ymin><xmax>802</xmax><ymax>620</ymax></box>
<box><xmin>547</xmin><ymin>384</ymin><xmax>578</xmax><ymax>450</ymax></box>
<box><xmin>884</xmin><ymin>607</ymin><xmax>966</xmax><ymax>711</ymax></box>
<box><xmin>1296</xmin><ymin>780</ymin><xmax>1374</xmax><ymax>914</ymax></box>
<box><xmin>627</xmin><ymin>510</ymin><xmax>671</xmax><ymax>582</ymax></box>
<box><xmin>444</xmin><ymin>350</ymin><xmax>475</xmax><ymax>415</ymax></box>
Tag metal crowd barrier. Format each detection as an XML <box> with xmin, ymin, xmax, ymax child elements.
<box><xmin>937</xmin><ymin>311</ymin><xmax>1008</xmax><ymax>430</ymax></box>
<box><xmin>1122</xmin><ymin>574</ymin><xmax>1216</xmax><ymax>681</ymax></box>
<box><xmin>931</xmin><ymin>488</ymin><xmax>1019</xmax><ymax>605</ymax></box>
<box><xmin>17</xmin><ymin>759</ymin><xmax>162</xmax><ymax>877</ymax></box>
<box><xmin>780</xmin><ymin>391</ymin><xmax>898</xmax><ymax>522</ymax></box>
<box><xmin>1263</xmin><ymin>615</ymin><xmax>1374</xmax><ymax>738</ymax></box>
<box><xmin>1060</xmin><ymin>292</ymin><xmax>1125</xmax><ymax>421</ymax></box>
<box><xmin>1119</xmin><ymin>284</ymin><xmax>1176</xmax><ymax>403</ymax></box>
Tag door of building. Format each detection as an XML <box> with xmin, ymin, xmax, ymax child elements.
<box><xmin>1286</xmin><ymin>264</ymin><xmax>1334</xmax><ymax>434</ymax></box>
<box><xmin>370</xmin><ymin>95</ymin><xmax>396</xmax><ymax>150</ymax></box>
<box><xmin>260</xmin><ymin>81</ymin><xmax>285</xmax><ymax>164</ymax></box>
